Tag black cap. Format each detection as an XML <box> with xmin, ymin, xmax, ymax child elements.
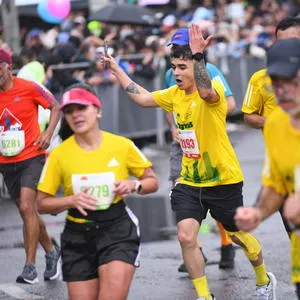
<box><xmin>267</xmin><ymin>38</ymin><xmax>300</xmax><ymax>78</ymax></box>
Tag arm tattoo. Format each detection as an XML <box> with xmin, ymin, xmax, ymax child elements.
<box><xmin>125</xmin><ymin>82</ymin><xmax>140</xmax><ymax>94</ymax></box>
<box><xmin>194</xmin><ymin>60</ymin><xmax>212</xmax><ymax>90</ymax></box>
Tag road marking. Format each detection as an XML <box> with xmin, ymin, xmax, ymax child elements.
<box><xmin>0</xmin><ymin>283</ymin><xmax>44</xmax><ymax>299</ymax></box>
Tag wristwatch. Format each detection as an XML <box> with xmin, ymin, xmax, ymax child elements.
<box><xmin>133</xmin><ymin>180</ymin><xmax>142</xmax><ymax>194</ymax></box>
<box><xmin>192</xmin><ymin>52</ymin><xmax>204</xmax><ymax>61</ymax></box>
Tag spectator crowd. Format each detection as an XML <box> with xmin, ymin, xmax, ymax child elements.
<box><xmin>0</xmin><ymin>0</ymin><xmax>298</xmax><ymax>97</ymax></box>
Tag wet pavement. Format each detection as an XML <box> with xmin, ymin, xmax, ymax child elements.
<box><xmin>0</xmin><ymin>125</ymin><xmax>297</xmax><ymax>299</ymax></box>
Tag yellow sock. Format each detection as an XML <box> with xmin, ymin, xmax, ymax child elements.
<box><xmin>192</xmin><ymin>276</ymin><xmax>211</xmax><ymax>299</ymax></box>
<box><xmin>254</xmin><ymin>263</ymin><xmax>269</xmax><ymax>286</ymax></box>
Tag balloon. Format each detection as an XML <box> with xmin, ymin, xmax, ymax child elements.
<box><xmin>37</xmin><ymin>0</ymin><xmax>63</xmax><ymax>24</ymax></box>
<box><xmin>87</xmin><ymin>21</ymin><xmax>102</xmax><ymax>37</ymax></box>
<box><xmin>47</xmin><ymin>0</ymin><xmax>71</xmax><ymax>19</ymax></box>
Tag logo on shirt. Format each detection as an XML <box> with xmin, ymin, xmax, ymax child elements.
<box><xmin>0</xmin><ymin>108</ymin><xmax>23</xmax><ymax>132</ymax></box>
<box><xmin>13</xmin><ymin>97</ymin><xmax>21</xmax><ymax>102</ymax></box>
<box><xmin>107</xmin><ymin>158</ymin><xmax>119</xmax><ymax>167</ymax></box>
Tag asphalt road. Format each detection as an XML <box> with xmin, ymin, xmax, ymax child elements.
<box><xmin>0</xmin><ymin>126</ymin><xmax>297</xmax><ymax>300</ymax></box>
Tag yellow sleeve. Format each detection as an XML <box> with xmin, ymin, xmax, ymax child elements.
<box><xmin>126</xmin><ymin>141</ymin><xmax>152</xmax><ymax>178</ymax></box>
<box><xmin>212</xmin><ymin>80</ymin><xmax>226</xmax><ymax>107</ymax></box>
<box><xmin>152</xmin><ymin>87</ymin><xmax>174</xmax><ymax>112</ymax></box>
<box><xmin>38</xmin><ymin>150</ymin><xmax>62</xmax><ymax>195</ymax></box>
<box><xmin>242</xmin><ymin>74</ymin><xmax>263</xmax><ymax>115</ymax></box>
<box><xmin>262</xmin><ymin>146</ymin><xmax>286</xmax><ymax>196</ymax></box>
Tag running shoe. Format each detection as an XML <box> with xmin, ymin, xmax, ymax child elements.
<box><xmin>44</xmin><ymin>238</ymin><xmax>61</xmax><ymax>281</ymax></box>
<box><xmin>178</xmin><ymin>247</ymin><xmax>208</xmax><ymax>273</ymax></box>
<box><xmin>219</xmin><ymin>244</ymin><xmax>235</xmax><ymax>269</ymax></box>
<box><xmin>197</xmin><ymin>294</ymin><xmax>216</xmax><ymax>300</ymax></box>
<box><xmin>255</xmin><ymin>272</ymin><xmax>277</xmax><ymax>300</ymax></box>
<box><xmin>16</xmin><ymin>263</ymin><xmax>39</xmax><ymax>284</ymax></box>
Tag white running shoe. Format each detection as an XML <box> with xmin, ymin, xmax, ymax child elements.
<box><xmin>197</xmin><ymin>295</ymin><xmax>216</xmax><ymax>300</ymax></box>
<box><xmin>255</xmin><ymin>272</ymin><xmax>277</xmax><ymax>300</ymax></box>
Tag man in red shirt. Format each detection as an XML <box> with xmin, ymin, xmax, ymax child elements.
<box><xmin>0</xmin><ymin>49</ymin><xmax>61</xmax><ymax>284</ymax></box>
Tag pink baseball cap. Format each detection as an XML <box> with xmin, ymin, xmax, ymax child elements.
<box><xmin>0</xmin><ymin>49</ymin><xmax>12</xmax><ymax>65</ymax></box>
<box><xmin>60</xmin><ymin>88</ymin><xmax>102</xmax><ymax>110</ymax></box>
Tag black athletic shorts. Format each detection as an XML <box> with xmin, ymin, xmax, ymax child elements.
<box><xmin>0</xmin><ymin>155</ymin><xmax>45</xmax><ymax>200</ymax></box>
<box><xmin>61</xmin><ymin>202</ymin><xmax>141</xmax><ymax>282</ymax></box>
<box><xmin>170</xmin><ymin>182</ymin><xmax>243</xmax><ymax>232</ymax></box>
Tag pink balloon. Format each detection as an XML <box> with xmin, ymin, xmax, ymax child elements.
<box><xmin>47</xmin><ymin>0</ymin><xmax>71</xmax><ymax>19</ymax></box>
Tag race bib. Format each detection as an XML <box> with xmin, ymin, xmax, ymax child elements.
<box><xmin>0</xmin><ymin>130</ymin><xmax>25</xmax><ymax>157</ymax></box>
<box><xmin>178</xmin><ymin>130</ymin><xmax>201</xmax><ymax>158</ymax></box>
<box><xmin>72</xmin><ymin>172</ymin><xmax>116</xmax><ymax>210</ymax></box>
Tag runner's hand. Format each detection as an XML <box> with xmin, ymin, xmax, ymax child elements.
<box><xmin>171</xmin><ymin>128</ymin><xmax>180</xmax><ymax>143</ymax></box>
<box><xmin>34</xmin><ymin>132</ymin><xmax>52</xmax><ymax>150</ymax></box>
<box><xmin>189</xmin><ymin>23</ymin><xmax>213</xmax><ymax>54</ymax></box>
<box><xmin>102</xmin><ymin>55</ymin><xmax>119</xmax><ymax>74</ymax></box>
<box><xmin>234</xmin><ymin>207</ymin><xmax>262</xmax><ymax>232</ymax></box>
<box><xmin>114</xmin><ymin>180</ymin><xmax>136</xmax><ymax>198</ymax></box>
<box><xmin>71</xmin><ymin>189</ymin><xmax>98</xmax><ymax>216</ymax></box>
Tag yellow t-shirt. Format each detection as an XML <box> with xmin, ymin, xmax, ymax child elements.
<box><xmin>153</xmin><ymin>80</ymin><xmax>243</xmax><ymax>187</ymax></box>
<box><xmin>262</xmin><ymin>107</ymin><xmax>300</xmax><ymax>195</ymax></box>
<box><xmin>38</xmin><ymin>131</ymin><xmax>152</xmax><ymax>204</ymax></box>
<box><xmin>242</xmin><ymin>69</ymin><xmax>277</xmax><ymax>118</ymax></box>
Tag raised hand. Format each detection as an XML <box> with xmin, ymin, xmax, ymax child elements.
<box><xmin>189</xmin><ymin>23</ymin><xmax>213</xmax><ymax>54</ymax></box>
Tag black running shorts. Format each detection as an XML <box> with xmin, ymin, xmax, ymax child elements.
<box><xmin>170</xmin><ymin>182</ymin><xmax>244</xmax><ymax>232</ymax></box>
<box><xmin>0</xmin><ymin>155</ymin><xmax>45</xmax><ymax>200</ymax></box>
<box><xmin>61</xmin><ymin>203</ymin><xmax>141</xmax><ymax>282</ymax></box>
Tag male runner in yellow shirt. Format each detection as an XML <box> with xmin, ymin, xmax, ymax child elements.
<box><xmin>236</xmin><ymin>38</ymin><xmax>300</xmax><ymax>299</ymax></box>
<box><xmin>241</xmin><ymin>16</ymin><xmax>300</xmax><ymax>237</ymax></box>
<box><xmin>103</xmin><ymin>23</ymin><xmax>276</xmax><ymax>300</ymax></box>
<box><xmin>242</xmin><ymin>17</ymin><xmax>300</xmax><ymax>130</ymax></box>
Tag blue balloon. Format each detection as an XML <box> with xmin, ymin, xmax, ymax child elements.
<box><xmin>37</xmin><ymin>0</ymin><xmax>63</xmax><ymax>24</ymax></box>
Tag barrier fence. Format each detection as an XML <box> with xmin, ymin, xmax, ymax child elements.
<box><xmin>13</xmin><ymin>54</ymin><xmax>266</xmax><ymax>145</ymax></box>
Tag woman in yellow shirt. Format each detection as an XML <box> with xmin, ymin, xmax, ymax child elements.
<box><xmin>37</xmin><ymin>83</ymin><xmax>158</xmax><ymax>300</ymax></box>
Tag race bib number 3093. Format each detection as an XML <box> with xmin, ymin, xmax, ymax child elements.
<box><xmin>178</xmin><ymin>130</ymin><xmax>201</xmax><ymax>158</ymax></box>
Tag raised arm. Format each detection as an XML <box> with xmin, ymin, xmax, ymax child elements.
<box><xmin>103</xmin><ymin>55</ymin><xmax>158</xmax><ymax>107</ymax></box>
<box><xmin>189</xmin><ymin>24</ymin><xmax>218</xmax><ymax>104</ymax></box>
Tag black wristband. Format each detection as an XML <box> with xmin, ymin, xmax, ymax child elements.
<box><xmin>192</xmin><ymin>52</ymin><xmax>204</xmax><ymax>61</ymax></box>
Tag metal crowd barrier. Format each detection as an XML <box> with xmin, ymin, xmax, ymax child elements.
<box><xmin>12</xmin><ymin>55</ymin><xmax>267</xmax><ymax>144</ymax></box>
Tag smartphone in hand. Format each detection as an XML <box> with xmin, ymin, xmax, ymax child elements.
<box><xmin>104</xmin><ymin>40</ymin><xmax>108</xmax><ymax>57</ymax></box>
<box><xmin>103</xmin><ymin>40</ymin><xmax>108</xmax><ymax>68</ymax></box>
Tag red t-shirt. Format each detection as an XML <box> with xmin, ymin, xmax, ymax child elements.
<box><xmin>0</xmin><ymin>77</ymin><xmax>56</xmax><ymax>163</ymax></box>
